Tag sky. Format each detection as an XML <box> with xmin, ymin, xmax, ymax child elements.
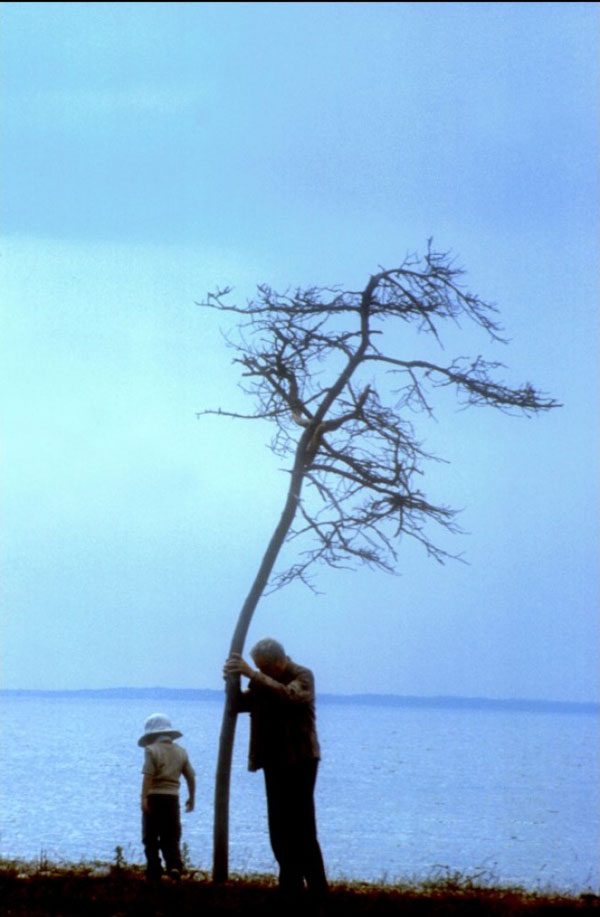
<box><xmin>1</xmin><ymin>2</ymin><xmax>598</xmax><ymax>701</ymax></box>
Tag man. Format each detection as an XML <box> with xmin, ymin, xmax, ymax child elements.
<box><xmin>223</xmin><ymin>638</ymin><xmax>328</xmax><ymax>904</ymax></box>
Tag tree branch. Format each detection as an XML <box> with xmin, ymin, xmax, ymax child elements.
<box><xmin>197</xmin><ymin>241</ymin><xmax>559</xmax><ymax>589</ymax></box>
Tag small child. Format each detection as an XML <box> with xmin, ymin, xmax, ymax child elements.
<box><xmin>138</xmin><ymin>712</ymin><xmax>196</xmax><ymax>880</ymax></box>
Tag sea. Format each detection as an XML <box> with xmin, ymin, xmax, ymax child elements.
<box><xmin>0</xmin><ymin>690</ymin><xmax>597</xmax><ymax>893</ymax></box>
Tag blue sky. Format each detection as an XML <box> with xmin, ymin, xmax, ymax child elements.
<box><xmin>1</xmin><ymin>2</ymin><xmax>597</xmax><ymax>700</ymax></box>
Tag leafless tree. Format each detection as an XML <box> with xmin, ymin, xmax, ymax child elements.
<box><xmin>196</xmin><ymin>242</ymin><xmax>559</xmax><ymax>882</ymax></box>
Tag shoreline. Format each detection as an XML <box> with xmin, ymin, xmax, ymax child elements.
<box><xmin>1</xmin><ymin>687</ymin><xmax>597</xmax><ymax>716</ymax></box>
<box><xmin>1</xmin><ymin>860</ymin><xmax>598</xmax><ymax>916</ymax></box>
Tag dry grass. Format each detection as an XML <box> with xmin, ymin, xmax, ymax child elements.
<box><xmin>0</xmin><ymin>859</ymin><xmax>597</xmax><ymax>916</ymax></box>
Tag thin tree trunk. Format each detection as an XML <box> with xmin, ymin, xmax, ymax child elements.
<box><xmin>211</xmin><ymin>308</ymin><xmax>373</xmax><ymax>882</ymax></box>
<box><xmin>212</xmin><ymin>441</ymin><xmax>308</xmax><ymax>883</ymax></box>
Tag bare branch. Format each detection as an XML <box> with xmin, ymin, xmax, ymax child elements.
<box><xmin>197</xmin><ymin>242</ymin><xmax>559</xmax><ymax>589</ymax></box>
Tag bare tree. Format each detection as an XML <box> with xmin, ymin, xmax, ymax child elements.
<box><xmin>196</xmin><ymin>242</ymin><xmax>559</xmax><ymax>882</ymax></box>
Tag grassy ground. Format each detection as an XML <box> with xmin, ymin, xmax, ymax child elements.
<box><xmin>0</xmin><ymin>860</ymin><xmax>598</xmax><ymax>916</ymax></box>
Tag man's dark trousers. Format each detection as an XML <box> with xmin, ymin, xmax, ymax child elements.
<box><xmin>263</xmin><ymin>759</ymin><xmax>328</xmax><ymax>900</ymax></box>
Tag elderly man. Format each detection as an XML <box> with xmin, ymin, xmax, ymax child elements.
<box><xmin>223</xmin><ymin>638</ymin><xmax>328</xmax><ymax>903</ymax></box>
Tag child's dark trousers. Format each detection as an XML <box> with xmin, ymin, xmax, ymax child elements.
<box><xmin>142</xmin><ymin>794</ymin><xmax>183</xmax><ymax>879</ymax></box>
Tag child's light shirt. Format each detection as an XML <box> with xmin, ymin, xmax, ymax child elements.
<box><xmin>142</xmin><ymin>738</ymin><xmax>195</xmax><ymax>796</ymax></box>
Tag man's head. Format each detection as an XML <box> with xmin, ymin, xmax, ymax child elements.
<box><xmin>251</xmin><ymin>637</ymin><xmax>287</xmax><ymax>678</ymax></box>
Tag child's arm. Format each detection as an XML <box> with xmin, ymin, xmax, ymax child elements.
<box><xmin>141</xmin><ymin>774</ymin><xmax>152</xmax><ymax>814</ymax></box>
<box><xmin>183</xmin><ymin>761</ymin><xmax>196</xmax><ymax>812</ymax></box>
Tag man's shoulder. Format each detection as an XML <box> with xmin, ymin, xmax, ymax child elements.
<box><xmin>283</xmin><ymin>660</ymin><xmax>316</xmax><ymax>698</ymax></box>
<box><xmin>286</xmin><ymin>659</ymin><xmax>314</xmax><ymax>680</ymax></box>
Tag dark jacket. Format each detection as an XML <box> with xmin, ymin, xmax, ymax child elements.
<box><xmin>236</xmin><ymin>658</ymin><xmax>321</xmax><ymax>771</ymax></box>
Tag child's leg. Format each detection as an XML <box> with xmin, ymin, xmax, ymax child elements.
<box><xmin>157</xmin><ymin>796</ymin><xmax>183</xmax><ymax>876</ymax></box>
<box><xmin>142</xmin><ymin>798</ymin><xmax>163</xmax><ymax>880</ymax></box>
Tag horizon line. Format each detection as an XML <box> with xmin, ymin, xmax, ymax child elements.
<box><xmin>0</xmin><ymin>686</ymin><xmax>597</xmax><ymax>711</ymax></box>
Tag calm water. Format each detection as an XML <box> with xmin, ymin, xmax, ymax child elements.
<box><xmin>0</xmin><ymin>695</ymin><xmax>597</xmax><ymax>892</ymax></box>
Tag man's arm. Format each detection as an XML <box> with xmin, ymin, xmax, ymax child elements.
<box><xmin>250</xmin><ymin>667</ymin><xmax>314</xmax><ymax>704</ymax></box>
<box><xmin>224</xmin><ymin>653</ymin><xmax>314</xmax><ymax>704</ymax></box>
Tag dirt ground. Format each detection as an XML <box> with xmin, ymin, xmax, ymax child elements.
<box><xmin>0</xmin><ymin>868</ymin><xmax>598</xmax><ymax>917</ymax></box>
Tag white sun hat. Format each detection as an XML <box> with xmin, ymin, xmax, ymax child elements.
<box><xmin>138</xmin><ymin>713</ymin><xmax>183</xmax><ymax>747</ymax></box>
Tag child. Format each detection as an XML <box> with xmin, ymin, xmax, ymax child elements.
<box><xmin>138</xmin><ymin>712</ymin><xmax>196</xmax><ymax>880</ymax></box>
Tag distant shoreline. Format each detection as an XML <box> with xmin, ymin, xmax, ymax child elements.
<box><xmin>0</xmin><ymin>687</ymin><xmax>597</xmax><ymax>715</ymax></box>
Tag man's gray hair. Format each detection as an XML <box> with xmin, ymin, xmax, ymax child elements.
<box><xmin>250</xmin><ymin>637</ymin><xmax>286</xmax><ymax>663</ymax></box>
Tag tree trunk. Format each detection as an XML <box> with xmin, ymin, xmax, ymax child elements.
<box><xmin>212</xmin><ymin>442</ymin><xmax>308</xmax><ymax>882</ymax></box>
